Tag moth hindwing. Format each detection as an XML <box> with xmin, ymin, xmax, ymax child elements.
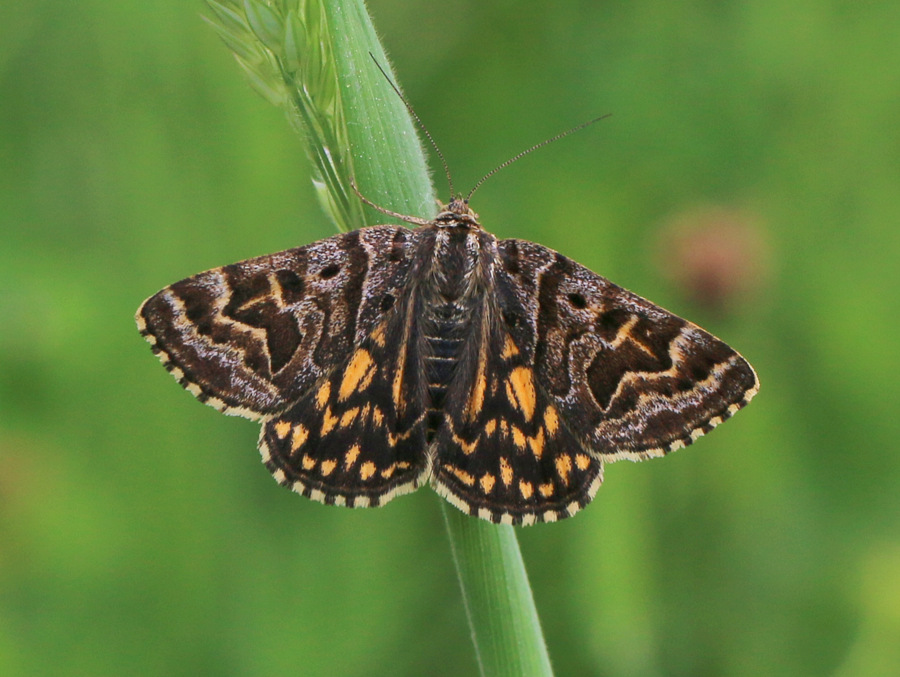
<box><xmin>137</xmin><ymin>200</ymin><xmax>758</xmax><ymax>525</ymax></box>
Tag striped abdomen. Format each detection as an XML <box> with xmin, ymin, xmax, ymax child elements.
<box><xmin>423</xmin><ymin>308</ymin><xmax>470</xmax><ymax>439</ymax></box>
<box><xmin>420</xmin><ymin>228</ymin><xmax>484</xmax><ymax>440</ymax></box>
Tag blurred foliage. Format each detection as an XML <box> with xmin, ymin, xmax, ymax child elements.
<box><xmin>1</xmin><ymin>1</ymin><xmax>899</xmax><ymax>675</ymax></box>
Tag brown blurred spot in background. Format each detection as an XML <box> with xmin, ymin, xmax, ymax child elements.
<box><xmin>656</xmin><ymin>206</ymin><xmax>771</xmax><ymax>316</ymax></box>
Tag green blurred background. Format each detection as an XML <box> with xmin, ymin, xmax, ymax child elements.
<box><xmin>2</xmin><ymin>1</ymin><xmax>899</xmax><ymax>675</ymax></box>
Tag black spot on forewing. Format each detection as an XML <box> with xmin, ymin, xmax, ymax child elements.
<box><xmin>319</xmin><ymin>264</ymin><xmax>340</xmax><ymax>279</ymax></box>
<box><xmin>275</xmin><ymin>269</ymin><xmax>305</xmax><ymax>303</ymax></box>
<box><xmin>380</xmin><ymin>294</ymin><xmax>395</xmax><ymax>312</ymax></box>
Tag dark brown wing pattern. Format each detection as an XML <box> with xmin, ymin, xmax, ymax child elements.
<box><xmin>258</xmin><ymin>282</ymin><xmax>430</xmax><ymax>508</ymax></box>
<box><xmin>137</xmin><ymin>226</ymin><xmax>419</xmax><ymax>420</ymax></box>
<box><xmin>138</xmin><ymin>224</ymin><xmax>436</xmax><ymax>508</ymax></box>
<box><xmin>137</xmin><ymin>217</ymin><xmax>758</xmax><ymax>524</ymax></box>
<box><xmin>431</xmin><ymin>310</ymin><xmax>604</xmax><ymax>526</ymax></box>
<box><xmin>494</xmin><ymin>238</ymin><xmax>759</xmax><ymax>461</ymax></box>
<box><xmin>431</xmin><ymin>236</ymin><xmax>757</xmax><ymax>525</ymax></box>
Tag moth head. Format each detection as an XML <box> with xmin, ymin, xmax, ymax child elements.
<box><xmin>435</xmin><ymin>197</ymin><xmax>480</xmax><ymax>229</ymax></box>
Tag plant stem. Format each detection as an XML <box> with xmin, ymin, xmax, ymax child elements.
<box><xmin>206</xmin><ymin>1</ymin><xmax>554</xmax><ymax>673</ymax></box>
<box><xmin>442</xmin><ymin>504</ymin><xmax>554</xmax><ymax>677</ymax></box>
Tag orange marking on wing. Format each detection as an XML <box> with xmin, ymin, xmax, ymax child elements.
<box><xmin>499</xmin><ymin>456</ymin><xmax>513</xmax><ymax>486</ymax></box>
<box><xmin>511</xmin><ymin>426</ymin><xmax>526</xmax><ymax>450</ymax></box>
<box><xmin>501</xmin><ymin>335</ymin><xmax>519</xmax><ymax>359</ymax></box>
<box><xmin>274</xmin><ymin>420</ymin><xmax>291</xmax><ymax>439</ymax></box>
<box><xmin>465</xmin><ymin>350</ymin><xmax>488</xmax><ymax>422</ymax></box>
<box><xmin>480</xmin><ymin>473</ymin><xmax>496</xmax><ymax>494</ymax></box>
<box><xmin>391</xmin><ymin>367</ymin><xmax>405</xmax><ymax>412</ymax></box>
<box><xmin>452</xmin><ymin>432</ymin><xmax>478</xmax><ymax>455</ymax></box>
<box><xmin>544</xmin><ymin>405</ymin><xmax>559</xmax><ymax>436</ymax></box>
<box><xmin>506</xmin><ymin>366</ymin><xmax>536</xmax><ymax>420</ymax></box>
<box><xmin>371</xmin><ymin>323</ymin><xmax>387</xmax><ymax>347</ymax></box>
<box><xmin>321</xmin><ymin>407</ymin><xmax>338</xmax><ymax>436</ymax></box>
<box><xmin>372</xmin><ymin>406</ymin><xmax>384</xmax><ymax>426</ymax></box>
<box><xmin>316</xmin><ymin>382</ymin><xmax>331</xmax><ymax>409</ymax></box>
<box><xmin>392</xmin><ymin>302</ymin><xmax>413</xmax><ymax>415</ymax></box>
<box><xmin>555</xmin><ymin>454</ymin><xmax>573</xmax><ymax>485</ymax></box>
<box><xmin>340</xmin><ymin>407</ymin><xmax>360</xmax><ymax>428</ymax></box>
<box><xmin>344</xmin><ymin>444</ymin><xmax>361</xmax><ymax>469</ymax></box>
<box><xmin>291</xmin><ymin>425</ymin><xmax>309</xmax><ymax>451</ymax></box>
<box><xmin>386</xmin><ymin>415</ymin><xmax>424</xmax><ymax>447</ymax></box>
<box><xmin>519</xmin><ymin>480</ymin><xmax>534</xmax><ymax>499</ymax></box>
<box><xmin>392</xmin><ymin>337</ymin><xmax>410</xmax><ymax>415</ymax></box>
<box><xmin>339</xmin><ymin>349</ymin><xmax>376</xmax><ymax>401</ymax></box>
<box><xmin>446</xmin><ymin>465</ymin><xmax>476</xmax><ymax>486</ymax></box>
<box><xmin>528</xmin><ymin>428</ymin><xmax>545</xmax><ymax>458</ymax></box>
<box><xmin>360</xmin><ymin>461</ymin><xmax>376</xmax><ymax>480</ymax></box>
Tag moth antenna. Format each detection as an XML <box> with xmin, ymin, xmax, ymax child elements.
<box><xmin>466</xmin><ymin>114</ymin><xmax>611</xmax><ymax>202</ymax></box>
<box><xmin>348</xmin><ymin>177</ymin><xmax>433</xmax><ymax>227</ymax></box>
<box><xmin>369</xmin><ymin>53</ymin><xmax>454</xmax><ymax>198</ymax></box>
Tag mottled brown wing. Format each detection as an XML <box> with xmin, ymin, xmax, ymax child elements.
<box><xmin>493</xmin><ymin>238</ymin><xmax>759</xmax><ymax>461</ymax></box>
<box><xmin>258</xmin><ymin>288</ymin><xmax>429</xmax><ymax>508</ymax></box>
<box><xmin>136</xmin><ymin>226</ymin><xmax>420</xmax><ymax>420</ymax></box>
<box><xmin>431</xmin><ymin>304</ymin><xmax>604</xmax><ymax>525</ymax></box>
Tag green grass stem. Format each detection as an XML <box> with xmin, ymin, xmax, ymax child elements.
<box><xmin>204</xmin><ymin>1</ymin><xmax>553</xmax><ymax>674</ymax></box>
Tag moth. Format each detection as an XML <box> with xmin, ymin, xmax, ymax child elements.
<box><xmin>137</xmin><ymin>193</ymin><xmax>758</xmax><ymax>525</ymax></box>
